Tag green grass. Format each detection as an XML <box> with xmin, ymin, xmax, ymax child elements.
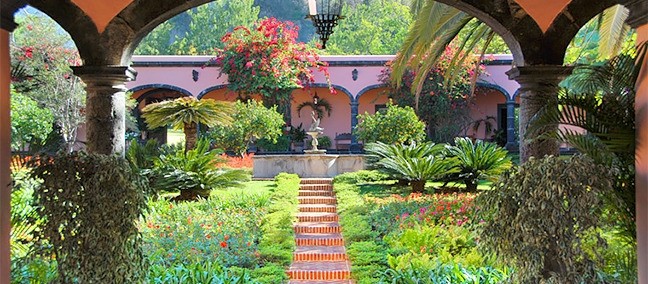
<box><xmin>211</xmin><ymin>180</ymin><xmax>275</xmax><ymax>198</ymax></box>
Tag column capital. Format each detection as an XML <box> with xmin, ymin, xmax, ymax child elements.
<box><xmin>72</xmin><ymin>66</ymin><xmax>137</xmax><ymax>85</ymax></box>
<box><xmin>506</xmin><ymin>65</ymin><xmax>574</xmax><ymax>83</ymax></box>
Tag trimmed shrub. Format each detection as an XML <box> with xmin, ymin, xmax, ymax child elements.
<box><xmin>31</xmin><ymin>153</ymin><xmax>148</xmax><ymax>283</ymax></box>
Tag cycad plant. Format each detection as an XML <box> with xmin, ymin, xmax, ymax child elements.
<box><xmin>153</xmin><ymin>139</ymin><xmax>249</xmax><ymax>201</ymax></box>
<box><xmin>365</xmin><ymin>141</ymin><xmax>455</xmax><ymax>192</ymax></box>
<box><xmin>528</xmin><ymin>44</ymin><xmax>646</xmax><ymax>240</ymax></box>
<box><xmin>445</xmin><ymin>137</ymin><xmax>512</xmax><ymax>191</ymax></box>
<box><xmin>142</xmin><ymin>97</ymin><xmax>234</xmax><ymax>151</ymax></box>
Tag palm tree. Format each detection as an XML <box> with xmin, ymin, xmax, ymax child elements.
<box><xmin>365</xmin><ymin>141</ymin><xmax>456</xmax><ymax>192</ymax></box>
<box><xmin>142</xmin><ymin>97</ymin><xmax>234</xmax><ymax>151</ymax></box>
<box><xmin>528</xmin><ymin>44</ymin><xmax>646</xmax><ymax>241</ymax></box>
<box><xmin>392</xmin><ymin>1</ymin><xmax>634</xmax><ymax>101</ymax></box>
<box><xmin>445</xmin><ymin>137</ymin><xmax>512</xmax><ymax>191</ymax></box>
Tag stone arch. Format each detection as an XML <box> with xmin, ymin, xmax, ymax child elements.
<box><xmin>476</xmin><ymin>82</ymin><xmax>510</xmax><ymax>101</ymax></box>
<box><xmin>356</xmin><ymin>83</ymin><xmax>388</xmax><ymax>101</ymax></box>
<box><xmin>307</xmin><ymin>83</ymin><xmax>354</xmax><ymax>102</ymax></box>
<box><xmin>129</xmin><ymin>84</ymin><xmax>193</xmax><ymax>100</ymax></box>
<box><xmin>197</xmin><ymin>85</ymin><xmax>229</xmax><ymax>100</ymax></box>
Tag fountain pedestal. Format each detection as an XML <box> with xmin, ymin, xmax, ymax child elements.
<box><xmin>304</xmin><ymin>131</ymin><xmax>327</xmax><ymax>154</ymax></box>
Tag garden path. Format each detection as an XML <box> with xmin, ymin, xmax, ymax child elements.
<box><xmin>287</xmin><ymin>179</ymin><xmax>353</xmax><ymax>284</ymax></box>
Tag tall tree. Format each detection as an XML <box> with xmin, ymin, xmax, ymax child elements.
<box><xmin>321</xmin><ymin>0</ymin><xmax>413</xmax><ymax>55</ymax></box>
<box><xmin>135</xmin><ymin>0</ymin><xmax>260</xmax><ymax>55</ymax></box>
<box><xmin>10</xmin><ymin>10</ymin><xmax>85</xmax><ymax>152</ymax></box>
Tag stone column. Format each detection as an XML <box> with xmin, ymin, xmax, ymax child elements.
<box><xmin>0</xmin><ymin>29</ymin><xmax>12</xmax><ymax>284</ymax></box>
<box><xmin>634</xmin><ymin>23</ymin><xmax>648</xmax><ymax>284</ymax></box>
<box><xmin>72</xmin><ymin>66</ymin><xmax>136</xmax><ymax>155</ymax></box>
<box><xmin>349</xmin><ymin>100</ymin><xmax>360</xmax><ymax>152</ymax></box>
<box><xmin>506</xmin><ymin>66</ymin><xmax>573</xmax><ymax>162</ymax></box>
<box><xmin>505</xmin><ymin>100</ymin><xmax>517</xmax><ymax>151</ymax></box>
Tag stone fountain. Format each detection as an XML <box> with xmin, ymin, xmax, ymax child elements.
<box><xmin>304</xmin><ymin>111</ymin><xmax>326</xmax><ymax>154</ymax></box>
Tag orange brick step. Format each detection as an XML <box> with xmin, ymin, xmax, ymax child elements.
<box><xmin>300</xmin><ymin>179</ymin><xmax>333</xmax><ymax>185</ymax></box>
<box><xmin>299</xmin><ymin>184</ymin><xmax>334</xmax><ymax>191</ymax></box>
<box><xmin>296</xmin><ymin>233</ymin><xmax>345</xmax><ymax>246</ymax></box>
<box><xmin>294</xmin><ymin>222</ymin><xmax>341</xmax><ymax>234</ymax></box>
<box><xmin>299</xmin><ymin>204</ymin><xmax>337</xmax><ymax>213</ymax></box>
<box><xmin>297</xmin><ymin>212</ymin><xmax>339</xmax><ymax>222</ymax></box>
<box><xmin>287</xmin><ymin>261</ymin><xmax>351</xmax><ymax>280</ymax></box>
<box><xmin>298</xmin><ymin>196</ymin><xmax>337</xmax><ymax>205</ymax></box>
<box><xmin>288</xmin><ymin>281</ymin><xmax>354</xmax><ymax>284</ymax></box>
<box><xmin>293</xmin><ymin>246</ymin><xmax>348</xmax><ymax>261</ymax></box>
<box><xmin>299</xmin><ymin>190</ymin><xmax>333</xmax><ymax>197</ymax></box>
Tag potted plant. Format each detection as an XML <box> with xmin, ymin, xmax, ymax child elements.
<box><xmin>289</xmin><ymin>123</ymin><xmax>307</xmax><ymax>151</ymax></box>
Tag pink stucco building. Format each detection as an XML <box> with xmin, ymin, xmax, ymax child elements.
<box><xmin>126</xmin><ymin>54</ymin><xmax>521</xmax><ymax>151</ymax></box>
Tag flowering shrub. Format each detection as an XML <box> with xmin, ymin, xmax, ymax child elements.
<box><xmin>213</xmin><ymin>18</ymin><xmax>334</xmax><ymax>106</ymax></box>
<box><xmin>139</xmin><ymin>196</ymin><xmax>266</xmax><ymax>268</ymax></box>
<box><xmin>382</xmin><ymin>44</ymin><xmax>485</xmax><ymax>143</ymax></box>
<box><xmin>216</xmin><ymin>153</ymin><xmax>255</xmax><ymax>169</ymax></box>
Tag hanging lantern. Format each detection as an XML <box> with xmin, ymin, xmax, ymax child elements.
<box><xmin>306</xmin><ymin>0</ymin><xmax>345</xmax><ymax>49</ymax></box>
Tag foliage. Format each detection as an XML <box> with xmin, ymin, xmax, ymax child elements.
<box><xmin>365</xmin><ymin>141</ymin><xmax>454</xmax><ymax>192</ymax></box>
<box><xmin>10</xmin><ymin>169</ymin><xmax>41</xmax><ymax>259</ymax></box>
<box><xmin>207</xmin><ymin>100</ymin><xmax>284</xmax><ymax>156</ymax></box>
<box><xmin>288</xmin><ymin>123</ymin><xmax>307</xmax><ymax>143</ymax></box>
<box><xmin>142</xmin><ymin>97</ymin><xmax>234</xmax><ymax>151</ymax></box>
<box><xmin>214</xmin><ymin>17</ymin><xmax>333</xmax><ymax>108</ymax></box>
<box><xmin>444</xmin><ymin>138</ymin><xmax>512</xmax><ymax>191</ymax></box>
<box><xmin>135</xmin><ymin>0</ymin><xmax>260</xmax><ymax>55</ymax></box>
<box><xmin>256</xmin><ymin>173</ymin><xmax>300</xmax><ymax>268</ymax></box>
<box><xmin>216</xmin><ymin>153</ymin><xmax>255</xmax><ymax>169</ymax></box>
<box><xmin>322</xmin><ymin>0</ymin><xmax>412</xmax><ymax>55</ymax></box>
<box><xmin>10</xmin><ymin>89</ymin><xmax>54</xmax><ymax>151</ymax></box>
<box><xmin>30</xmin><ymin>152</ymin><xmax>148</xmax><ymax>283</ymax></box>
<box><xmin>153</xmin><ymin>139</ymin><xmax>250</xmax><ymax>200</ymax></box>
<box><xmin>333</xmin><ymin>173</ymin><xmax>506</xmax><ymax>284</ymax></box>
<box><xmin>529</xmin><ymin>45</ymin><xmax>646</xmax><ymax>241</ymax></box>
<box><xmin>314</xmin><ymin>135</ymin><xmax>332</xmax><ymax>149</ymax></box>
<box><xmin>11</xmin><ymin>11</ymin><xmax>85</xmax><ymax>151</ymax></box>
<box><xmin>256</xmin><ymin>135</ymin><xmax>291</xmax><ymax>152</ymax></box>
<box><xmin>140</xmin><ymin>195</ymin><xmax>267</xmax><ymax>268</ymax></box>
<box><xmin>355</xmin><ymin>101</ymin><xmax>426</xmax><ymax>144</ymax></box>
<box><xmin>139</xmin><ymin>178</ymin><xmax>293</xmax><ymax>283</ymax></box>
<box><xmin>147</xmin><ymin>262</ymin><xmax>256</xmax><ymax>284</ymax></box>
<box><xmin>379</xmin><ymin>263</ymin><xmax>510</xmax><ymax>284</ymax></box>
<box><xmin>381</xmin><ymin>44</ymin><xmax>478</xmax><ymax>143</ymax></box>
<box><xmin>296</xmin><ymin>98</ymin><xmax>332</xmax><ymax>119</ymax></box>
<box><xmin>477</xmin><ymin>155</ymin><xmax>614</xmax><ymax>283</ymax></box>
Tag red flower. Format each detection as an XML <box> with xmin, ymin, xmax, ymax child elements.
<box><xmin>220</xmin><ymin>241</ymin><xmax>228</xmax><ymax>248</ymax></box>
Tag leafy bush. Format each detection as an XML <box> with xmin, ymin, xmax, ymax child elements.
<box><xmin>31</xmin><ymin>153</ymin><xmax>148</xmax><ymax>283</ymax></box>
<box><xmin>256</xmin><ymin>134</ymin><xmax>291</xmax><ymax>152</ymax></box>
<box><xmin>478</xmin><ymin>155</ymin><xmax>614</xmax><ymax>283</ymax></box>
<box><xmin>354</xmin><ymin>101</ymin><xmax>426</xmax><ymax>144</ymax></box>
<box><xmin>365</xmin><ymin>141</ymin><xmax>456</xmax><ymax>192</ymax></box>
<box><xmin>153</xmin><ymin>139</ymin><xmax>249</xmax><ymax>200</ymax></box>
<box><xmin>444</xmin><ymin>137</ymin><xmax>512</xmax><ymax>191</ymax></box>
<box><xmin>206</xmin><ymin>100</ymin><xmax>284</xmax><ymax>156</ymax></box>
<box><xmin>380</xmin><ymin>263</ymin><xmax>510</xmax><ymax>284</ymax></box>
<box><xmin>314</xmin><ymin>134</ymin><xmax>332</xmax><ymax>149</ymax></box>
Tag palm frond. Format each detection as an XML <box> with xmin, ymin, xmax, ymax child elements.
<box><xmin>597</xmin><ymin>5</ymin><xmax>630</xmax><ymax>60</ymax></box>
<box><xmin>142</xmin><ymin>97</ymin><xmax>234</xmax><ymax>130</ymax></box>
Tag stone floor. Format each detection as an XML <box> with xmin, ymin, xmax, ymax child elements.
<box><xmin>287</xmin><ymin>179</ymin><xmax>354</xmax><ymax>284</ymax></box>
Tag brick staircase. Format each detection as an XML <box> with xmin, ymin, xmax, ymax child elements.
<box><xmin>287</xmin><ymin>179</ymin><xmax>353</xmax><ymax>284</ymax></box>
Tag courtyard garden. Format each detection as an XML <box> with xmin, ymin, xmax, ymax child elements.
<box><xmin>6</xmin><ymin>3</ymin><xmax>645</xmax><ymax>283</ymax></box>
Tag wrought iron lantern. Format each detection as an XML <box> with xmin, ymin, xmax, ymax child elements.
<box><xmin>306</xmin><ymin>0</ymin><xmax>345</xmax><ymax>49</ymax></box>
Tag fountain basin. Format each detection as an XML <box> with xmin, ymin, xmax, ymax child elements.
<box><xmin>252</xmin><ymin>154</ymin><xmax>365</xmax><ymax>178</ymax></box>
